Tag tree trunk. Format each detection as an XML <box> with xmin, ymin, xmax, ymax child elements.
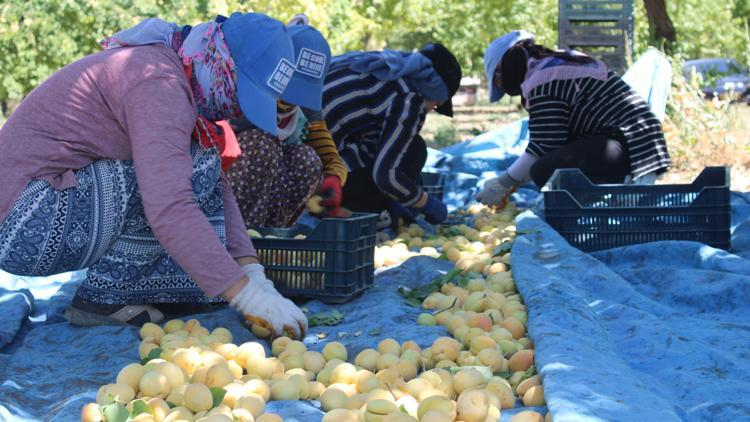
<box><xmin>643</xmin><ymin>0</ymin><xmax>677</xmax><ymax>45</ymax></box>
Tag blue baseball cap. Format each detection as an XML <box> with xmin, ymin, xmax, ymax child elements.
<box><xmin>484</xmin><ymin>30</ymin><xmax>534</xmax><ymax>103</ymax></box>
<box><xmin>222</xmin><ymin>12</ymin><xmax>295</xmax><ymax>135</ymax></box>
<box><xmin>281</xmin><ymin>25</ymin><xmax>331</xmax><ymax>110</ymax></box>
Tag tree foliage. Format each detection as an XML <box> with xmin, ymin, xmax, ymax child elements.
<box><xmin>1</xmin><ymin>0</ymin><xmax>749</xmax><ymax>114</ymax></box>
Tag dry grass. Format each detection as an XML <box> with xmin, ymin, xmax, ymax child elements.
<box><xmin>422</xmin><ymin>101</ymin><xmax>750</xmax><ymax>192</ymax></box>
<box><xmin>659</xmin><ymin>105</ymin><xmax>750</xmax><ymax>191</ymax></box>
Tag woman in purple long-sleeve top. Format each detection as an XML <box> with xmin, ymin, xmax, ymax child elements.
<box><xmin>0</xmin><ymin>13</ymin><xmax>313</xmax><ymax>339</ymax></box>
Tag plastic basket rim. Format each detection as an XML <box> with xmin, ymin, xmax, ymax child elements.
<box><xmin>541</xmin><ymin>166</ymin><xmax>730</xmax><ymax>210</ymax></box>
<box><xmin>251</xmin><ymin>212</ymin><xmax>378</xmax><ymax>242</ymax></box>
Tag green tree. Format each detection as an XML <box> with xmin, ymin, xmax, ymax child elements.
<box><xmin>2</xmin><ymin>0</ymin><xmax>750</xmax><ymax>118</ymax></box>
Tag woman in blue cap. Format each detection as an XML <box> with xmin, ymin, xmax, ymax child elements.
<box><xmin>477</xmin><ymin>32</ymin><xmax>671</xmax><ymax>206</ymax></box>
<box><xmin>0</xmin><ymin>13</ymin><xmax>308</xmax><ymax>338</ymax></box>
<box><xmin>226</xmin><ymin>15</ymin><xmax>350</xmax><ymax>227</ymax></box>
<box><xmin>322</xmin><ymin>43</ymin><xmax>462</xmax><ymax>229</ymax></box>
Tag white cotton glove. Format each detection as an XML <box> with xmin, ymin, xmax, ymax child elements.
<box><xmin>230</xmin><ymin>264</ymin><xmax>308</xmax><ymax>339</ymax></box>
<box><xmin>242</xmin><ymin>263</ymin><xmax>278</xmax><ymax>294</ymax></box>
<box><xmin>476</xmin><ymin>171</ymin><xmax>521</xmax><ymax>206</ymax></box>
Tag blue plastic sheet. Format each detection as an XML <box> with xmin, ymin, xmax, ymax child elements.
<box><xmin>512</xmin><ymin>210</ymin><xmax>750</xmax><ymax>422</ymax></box>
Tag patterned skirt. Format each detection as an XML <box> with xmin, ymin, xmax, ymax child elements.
<box><xmin>224</xmin><ymin>128</ymin><xmax>323</xmax><ymax>228</ymax></box>
<box><xmin>0</xmin><ymin>142</ymin><xmax>226</xmax><ymax>305</ymax></box>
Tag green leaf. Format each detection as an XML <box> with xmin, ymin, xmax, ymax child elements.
<box><xmin>493</xmin><ymin>241</ymin><xmax>513</xmax><ymax>257</ymax></box>
<box><xmin>307</xmin><ymin>309</ymin><xmax>345</xmax><ymax>327</ymax></box>
<box><xmin>367</xmin><ymin>327</ymin><xmax>382</xmax><ymax>336</ymax></box>
<box><xmin>101</xmin><ymin>403</ymin><xmax>129</xmax><ymax>422</ymax></box>
<box><xmin>512</xmin><ymin>366</ymin><xmax>538</xmax><ymax>393</ymax></box>
<box><xmin>131</xmin><ymin>399</ymin><xmax>152</xmax><ymax>417</ymax></box>
<box><xmin>140</xmin><ymin>347</ymin><xmax>163</xmax><ymax>365</ymax></box>
<box><xmin>438</xmin><ymin>225</ymin><xmax>462</xmax><ymax>237</ymax></box>
<box><xmin>210</xmin><ymin>387</ymin><xmax>227</xmax><ymax>408</ymax></box>
<box><xmin>406</xmin><ymin>297</ymin><xmax>423</xmax><ymax>307</ymax></box>
<box><xmin>398</xmin><ymin>268</ymin><xmax>465</xmax><ymax>307</ymax></box>
<box><xmin>442</xmin><ymin>268</ymin><xmax>464</xmax><ymax>282</ymax></box>
<box><xmin>495</xmin><ymin>370</ymin><xmax>512</xmax><ymax>379</ymax></box>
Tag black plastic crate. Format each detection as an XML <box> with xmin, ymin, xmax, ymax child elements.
<box><xmin>559</xmin><ymin>0</ymin><xmax>633</xmax><ymax>22</ymax></box>
<box><xmin>542</xmin><ymin>167</ymin><xmax>731</xmax><ymax>251</ymax></box>
<box><xmin>420</xmin><ymin>172</ymin><xmax>446</xmax><ymax>200</ymax></box>
<box><xmin>250</xmin><ymin>213</ymin><xmax>377</xmax><ymax>303</ymax></box>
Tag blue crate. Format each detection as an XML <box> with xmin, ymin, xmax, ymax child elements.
<box><xmin>542</xmin><ymin>167</ymin><xmax>731</xmax><ymax>251</ymax></box>
<box><xmin>250</xmin><ymin>213</ymin><xmax>377</xmax><ymax>303</ymax></box>
<box><xmin>420</xmin><ymin>172</ymin><xmax>446</xmax><ymax>200</ymax></box>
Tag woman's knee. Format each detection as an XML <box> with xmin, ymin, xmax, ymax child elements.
<box><xmin>285</xmin><ymin>145</ymin><xmax>324</xmax><ymax>202</ymax></box>
<box><xmin>287</xmin><ymin>144</ymin><xmax>323</xmax><ymax>180</ymax></box>
<box><xmin>236</xmin><ymin>129</ymin><xmax>283</xmax><ymax>168</ymax></box>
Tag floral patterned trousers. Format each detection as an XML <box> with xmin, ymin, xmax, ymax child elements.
<box><xmin>224</xmin><ymin>129</ymin><xmax>323</xmax><ymax>228</ymax></box>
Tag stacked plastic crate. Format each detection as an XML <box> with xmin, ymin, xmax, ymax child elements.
<box><xmin>558</xmin><ymin>0</ymin><xmax>634</xmax><ymax>74</ymax></box>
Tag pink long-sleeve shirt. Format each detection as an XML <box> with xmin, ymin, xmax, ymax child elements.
<box><xmin>0</xmin><ymin>45</ymin><xmax>255</xmax><ymax>296</ymax></box>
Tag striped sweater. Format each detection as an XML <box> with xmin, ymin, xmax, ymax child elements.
<box><xmin>303</xmin><ymin>120</ymin><xmax>348</xmax><ymax>185</ymax></box>
<box><xmin>526</xmin><ymin>71</ymin><xmax>671</xmax><ymax>178</ymax></box>
<box><xmin>322</xmin><ymin>64</ymin><xmax>427</xmax><ymax>206</ymax></box>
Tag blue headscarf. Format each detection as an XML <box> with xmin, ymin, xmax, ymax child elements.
<box><xmin>332</xmin><ymin>50</ymin><xmax>449</xmax><ymax>101</ymax></box>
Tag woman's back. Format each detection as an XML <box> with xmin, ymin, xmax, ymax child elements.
<box><xmin>0</xmin><ymin>45</ymin><xmax>194</xmax><ymax>223</ymax></box>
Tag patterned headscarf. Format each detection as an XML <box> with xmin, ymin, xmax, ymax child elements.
<box><xmin>102</xmin><ymin>18</ymin><xmax>241</xmax><ymax>121</ymax></box>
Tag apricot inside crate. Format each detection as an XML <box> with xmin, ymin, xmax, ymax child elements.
<box><xmin>251</xmin><ymin>213</ymin><xmax>377</xmax><ymax>303</ymax></box>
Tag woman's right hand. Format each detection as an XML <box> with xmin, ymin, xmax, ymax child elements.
<box><xmin>476</xmin><ymin>171</ymin><xmax>520</xmax><ymax>207</ymax></box>
<box><xmin>222</xmin><ymin>266</ymin><xmax>308</xmax><ymax>339</ymax></box>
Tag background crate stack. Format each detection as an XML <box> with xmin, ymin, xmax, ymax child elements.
<box><xmin>542</xmin><ymin>167</ymin><xmax>731</xmax><ymax>252</ymax></box>
<box><xmin>558</xmin><ymin>0</ymin><xmax>634</xmax><ymax>73</ymax></box>
<box><xmin>251</xmin><ymin>213</ymin><xmax>377</xmax><ymax>303</ymax></box>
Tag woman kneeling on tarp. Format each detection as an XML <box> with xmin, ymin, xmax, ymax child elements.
<box><xmin>322</xmin><ymin>43</ymin><xmax>462</xmax><ymax>229</ymax></box>
<box><xmin>0</xmin><ymin>13</ymin><xmax>308</xmax><ymax>338</ymax></box>
<box><xmin>225</xmin><ymin>15</ymin><xmax>349</xmax><ymax>227</ymax></box>
<box><xmin>477</xmin><ymin>31</ymin><xmax>671</xmax><ymax>207</ymax></box>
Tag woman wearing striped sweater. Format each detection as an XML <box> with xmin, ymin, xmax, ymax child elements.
<box><xmin>477</xmin><ymin>31</ymin><xmax>671</xmax><ymax>206</ymax></box>
<box><xmin>323</xmin><ymin>43</ymin><xmax>462</xmax><ymax>228</ymax></box>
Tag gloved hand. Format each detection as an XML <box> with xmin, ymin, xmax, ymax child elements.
<box><xmin>419</xmin><ymin>194</ymin><xmax>448</xmax><ymax>224</ymax></box>
<box><xmin>229</xmin><ymin>266</ymin><xmax>308</xmax><ymax>339</ymax></box>
<box><xmin>476</xmin><ymin>171</ymin><xmax>520</xmax><ymax>207</ymax></box>
<box><xmin>386</xmin><ymin>200</ymin><xmax>416</xmax><ymax>231</ymax></box>
<box><xmin>316</xmin><ymin>175</ymin><xmax>343</xmax><ymax>217</ymax></box>
<box><xmin>242</xmin><ymin>263</ymin><xmax>278</xmax><ymax>294</ymax></box>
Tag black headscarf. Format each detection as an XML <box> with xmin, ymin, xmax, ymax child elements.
<box><xmin>499</xmin><ymin>40</ymin><xmax>596</xmax><ymax>98</ymax></box>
